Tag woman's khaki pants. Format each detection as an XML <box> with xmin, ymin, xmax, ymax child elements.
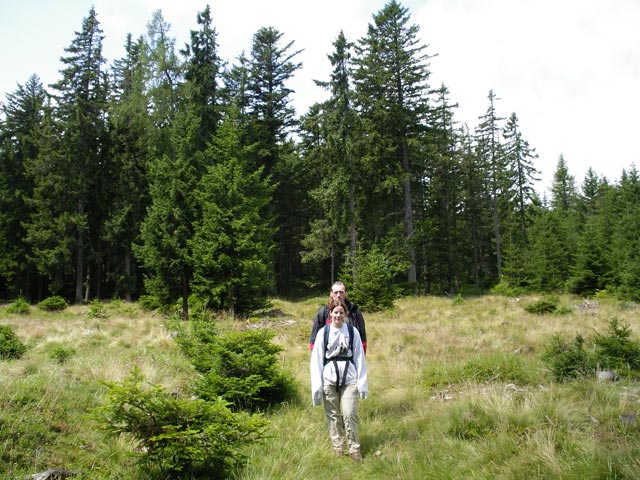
<box><xmin>323</xmin><ymin>382</ymin><xmax>360</xmax><ymax>453</ymax></box>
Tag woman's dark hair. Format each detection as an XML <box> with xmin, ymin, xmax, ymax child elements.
<box><xmin>328</xmin><ymin>299</ymin><xmax>349</xmax><ymax>315</ymax></box>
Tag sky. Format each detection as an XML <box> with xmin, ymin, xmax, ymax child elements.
<box><xmin>1</xmin><ymin>0</ymin><xmax>639</xmax><ymax>196</ymax></box>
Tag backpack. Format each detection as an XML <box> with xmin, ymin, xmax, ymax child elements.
<box><xmin>322</xmin><ymin>322</ymin><xmax>354</xmax><ymax>366</ymax></box>
<box><xmin>323</xmin><ymin>322</ymin><xmax>355</xmax><ymax>394</ymax></box>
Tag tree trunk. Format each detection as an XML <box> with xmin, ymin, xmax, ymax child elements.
<box><xmin>401</xmin><ymin>140</ymin><xmax>417</xmax><ymax>284</ymax></box>
<box><xmin>181</xmin><ymin>272</ymin><xmax>189</xmax><ymax>319</ymax></box>
<box><xmin>75</xmin><ymin>201</ymin><xmax>84</xmax><ymax>304</ymax></box>
<box><xmin>349</xmin><ymin>184</ymin><xmax>357</xmax><ymax>259</ymax></box>
<box><xmin>124</xmin><ymin>251</ymin><xmax>133</xmax><ymax>302</ymax></box>
<box><xmin>492</xmin><ymin>190</ymin><xmax>502</xmax><ymax>277</ymax></box>
<box><xmin>84</xmin><ymin>267</ymin><xmax>90</xmax><ymax>303</ymax></box>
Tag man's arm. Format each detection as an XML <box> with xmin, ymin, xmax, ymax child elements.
<box><xmin>309</xmin><ymin>307</ymin><xmax>326</xmax><ymax>350</ymax></box>
<box><xmin>353</xmin><ymin>309</ymin><xmax>367</xmax><ymax>353</ymax></box>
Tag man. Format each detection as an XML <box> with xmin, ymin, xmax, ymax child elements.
<box><xmin>309</xmin><ymin>281</ymin><xmax>367</xmax><ymax>354</ymax></box>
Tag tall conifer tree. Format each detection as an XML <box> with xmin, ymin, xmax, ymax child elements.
<box><xmin>244</xmin><ymin>26</ymin><xmax>302</xmax><ymax>293</ymax></box>
<box><xmin>352</xmin><ymin>0</ymin><xmax>432</xmax><ymax>286</ymax></box>
<box><xmin>610</xmin><ymin>167</ymin><xmax>640</xmax><ymax>299</ymax></box>
<box><xmin>422</xmin><ymin>84</ymin><xmax>460</xmax><ymax>293</ymax></box>
<box><xmin>501</xmin><ymin>112</ymin><xmax>539</xmax><ymax>241</ymax></box>
<box><xmin>46</xmin><ymin>7</ymin><xmax>109</xmax><ymax>303</ymax></box>
<box><xmin>191</xmin><ymin>107</ymin><xmax>276</xmax><ymax>314</ymax></box>
<box><xmin>0</xmin><ymin>76</ymin><xmax>47</xmax><ymax>298</ymax></box>
<box><xmin>475</xmin><ymin>90</ymin><xmax>504</xmax><ymax>279</ymax></box>
<box><xmin>145</xmin><ymin>9</ymin><xmax>182</xmax><ymax>155</ymax></box>
<box><xmin>135</xmin><ymin>106</ymin><xmax>203</xmax><ymax>318</ymax></box>
<box><xmin>300</xmin><ymin>31</ymin><xmax>361</xmax><ymax>283</ymax></box>
<box><xmin>499</xmin><ymin>112</ymin><xmax>540</xmax><ymax>287</ymax></box>
<box><xmin>181</xmin><ymin>5</ymin><xmax>222</xmax><ymax>151</ymax></box>
<box><xmin>106</xmin><ymin>34</ymin><xmax>153</xmax><ymax>301</ymax></box>
<box><xmin>567</xmin><ymin>175</ymin><xmax>613</xmax><ymax>296</ymax></box>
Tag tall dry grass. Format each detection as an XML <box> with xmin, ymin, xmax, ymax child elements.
<box><xmin>1</xmin><ymin>293</ymin><xmax>640</xmax><ymax>479</ymax></box>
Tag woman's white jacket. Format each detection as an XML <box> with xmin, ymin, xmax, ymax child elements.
<box><xmin>310</xmin><ymin>323</ymin><xmax>368</xmax><ymax>406</ymax></box>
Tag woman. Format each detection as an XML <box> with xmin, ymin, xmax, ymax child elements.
<box><xmin>310</xmin><ymin>299</ymin><xmax>368</xmax><ymax>460</ymax></box>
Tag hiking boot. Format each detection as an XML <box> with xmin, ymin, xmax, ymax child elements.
<box><xmin>333</xmin><ymin>448</ymin><xmax>343</xmax><ymax>457</ymax></box>
<box><xmin>350</xmin><ymin>450</ymin><xmax>362</xmax><ymax>461</ymax></box>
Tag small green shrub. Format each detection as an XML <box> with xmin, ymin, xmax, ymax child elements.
<box><xmin>87</xmin><ymin>299</ymin><xmax>108</xmax><ymax>318</ymax></box>
<box><xmin>542</xmin><ymin>320</ymin><xmax>640</xmax><ymax>381</ymax></box>
<box><xmin>491</xmin><ymin>279</ymin><xmax>525</xmax><ymax>297</ymax></box>
<box><xmin>594</xmin><ymin>289</ymin><xmax>612</xmax><ymax>300</ymax></box>
<box><xmin>541</xmin><ymin>334</ymin><xmax>595</xmax><ymax>381</ymax></box>
<box><xmin>524</xmin><ymin>295</ymin><xmax>559</xmax><ymax>314</ymax></box>
<box><xmin>96</xmin><ymin>370</ymin><xmax>268</xmax><ymax>479</ymax></box>
<box><xmin>47</xmin><ymin>344</ymin><xmax>76</xmax><ymax>364</ymax></box>
<box><xmin>594</xmin><ymin>318</ymin><xmax>640</xmax><ymax>374</ymax></box>
<box><xmin>37</xmin><ymin>296</ymin><xmax>68</xmax><ymax>311</ymax></box>
<box><xmin>138</xmin><ymin>294</ymin><xmax>161</xmax><ymax>311</ymax></box>
<box><xmin>553</xmin><ymin>305</ymin><xmax>574</xmax><ymax>315</ymax></box>
<box><xmin>7</xmin><ymin>297</ymin><xmax>30</xmax><ymax>315</ymax></box>
<box><xmin>185</xmin><ymin>328</ymin><xmax>296</xmax><ymax>411</ymax></box>
<box><xmin>452</xmin><ymin>293</ymin><xmax>465</xmax><ymax>305</ymax></box>
<box><xmin>0</xmin><ymin>324</ymin><xmax>28</xmax><ymax>360</ymax></box>
<box><xmin>171</xmin><ymin>317</ymin><xmax>217</xmax><ymax>368</ymax></box>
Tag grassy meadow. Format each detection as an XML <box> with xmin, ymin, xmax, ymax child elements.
<box><xmin>2</xmin><ymin>294</ymin><xmax>640</xmax><ymax>479</ymax></box>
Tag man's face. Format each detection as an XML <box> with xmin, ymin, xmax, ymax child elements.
<box><xmin>331</xmin><ymin>285</ymin><xmax>346</xmax><ymax>303</ymax></box>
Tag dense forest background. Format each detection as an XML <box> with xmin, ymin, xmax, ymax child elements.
<box><xmin>1</xmin><ymin>1</ymin><xmax>638</xmax><ymax>316</ymax></box>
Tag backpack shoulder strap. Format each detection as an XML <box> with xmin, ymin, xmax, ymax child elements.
<box><xmin>347</xmin><ymin>323</ymin><xmax>354</xmax><ymax>352</ymax></box>
<box><xmin>323</xmin><ymin>324</ymin><xmax>330</xmax><ymax>353</ymax></box>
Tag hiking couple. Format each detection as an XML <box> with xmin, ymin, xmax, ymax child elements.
<box><xmin>309</xmin><ymin>281</ymin><xmax>368</xmax><ymax>461</ymax></box>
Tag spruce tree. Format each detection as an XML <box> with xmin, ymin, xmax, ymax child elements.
<box><xmin>44</xmin><ymin>7</ymin><xmax>109</xmax><ymax>303</ymax></box>
<box><xmin>422</xmin><ymin>84</ymin><xmax>462</xmax><ymax>293</ymax></box>
<box><xmin>475</xmin><ymin>90</ymin><xmax>505</xmax><ymax>279</ymax></box>
<box><xmin>551</xmin><ymin>154</ymin><xmax>579</xmax><ymax>212</ymax></box>
<box><xmin>610</xmin><ymin>167</ymin><xmax>640</xmax><ymax>300</ymax></box>
<box><xmin>300</xmin><ymin>31</ymin><xmax>361</xmax><ymax>284</ymax></box>
<box><xmin>566</xmin><ymin>172</ymin><xmax>613</xmax><ymax>296</ymax></box>
<box><xmin>135</xmin><ymin>105</ymin><xmax>203</xmax><ymax>318</ymax></box>
<box><xmin>549</xmin><ymin>154</ymin><xmax>580</xmax><ymax>278</ymax></box>
<box><xmin>244</xmin><ymin>26</ymin><xmax>302</xmax><ymax>294</ymax></box>
<box><xmin>458</xmin><ymin>126</ymin><xmax>493</xmax><ymax>291</ymax></box>
<box><xmin>105</xmin><ymin>34</ymin><xmax>153</xmax><ymax>301</ymax></box>
<box><xmin>191</xmin><ymin>108</ymin><xmax>276</xmax><ymax>315</ymax></box>
<box><xmin>180</xmin><ymin>5</ymin><xmax>222</xmax><ymax>151</ymax></box>
<box><xmin>352</xmin><ymin>0</ymin><xmax>432</xmax><ymax>286</ymax></box>
<box><xmin>526</xmin><ymin>208</ymin><xmax>570</xmax><ymax>291</ymax></box>
<box><xmin>245</xmin><ymin>26</ymin><xmax>301</xmax><ymax>176</ymax></box>
<box><xmin>0</xmin><ymin>76</ymin><xmax>47</xmax><ymax>298</ymax></box>
<box><xmin>22</xmin><ymin>100</ymin><xmax>76</xmax><ymax>296</ymax></box>
<box><xmin>499</xmin><ymin>112</ymin><xmax>540</xmax><ymax>288</ymax></box>
<box><xmin>501</xmin><ymin>112</ymin><xmax>539</xmax><ymax>241</ymax></box>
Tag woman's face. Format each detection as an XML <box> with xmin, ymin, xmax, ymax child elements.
<box><xmin>330</xmin><ymin>306</ymin><xmax>345</xmax><ymax>327</ymax></box>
